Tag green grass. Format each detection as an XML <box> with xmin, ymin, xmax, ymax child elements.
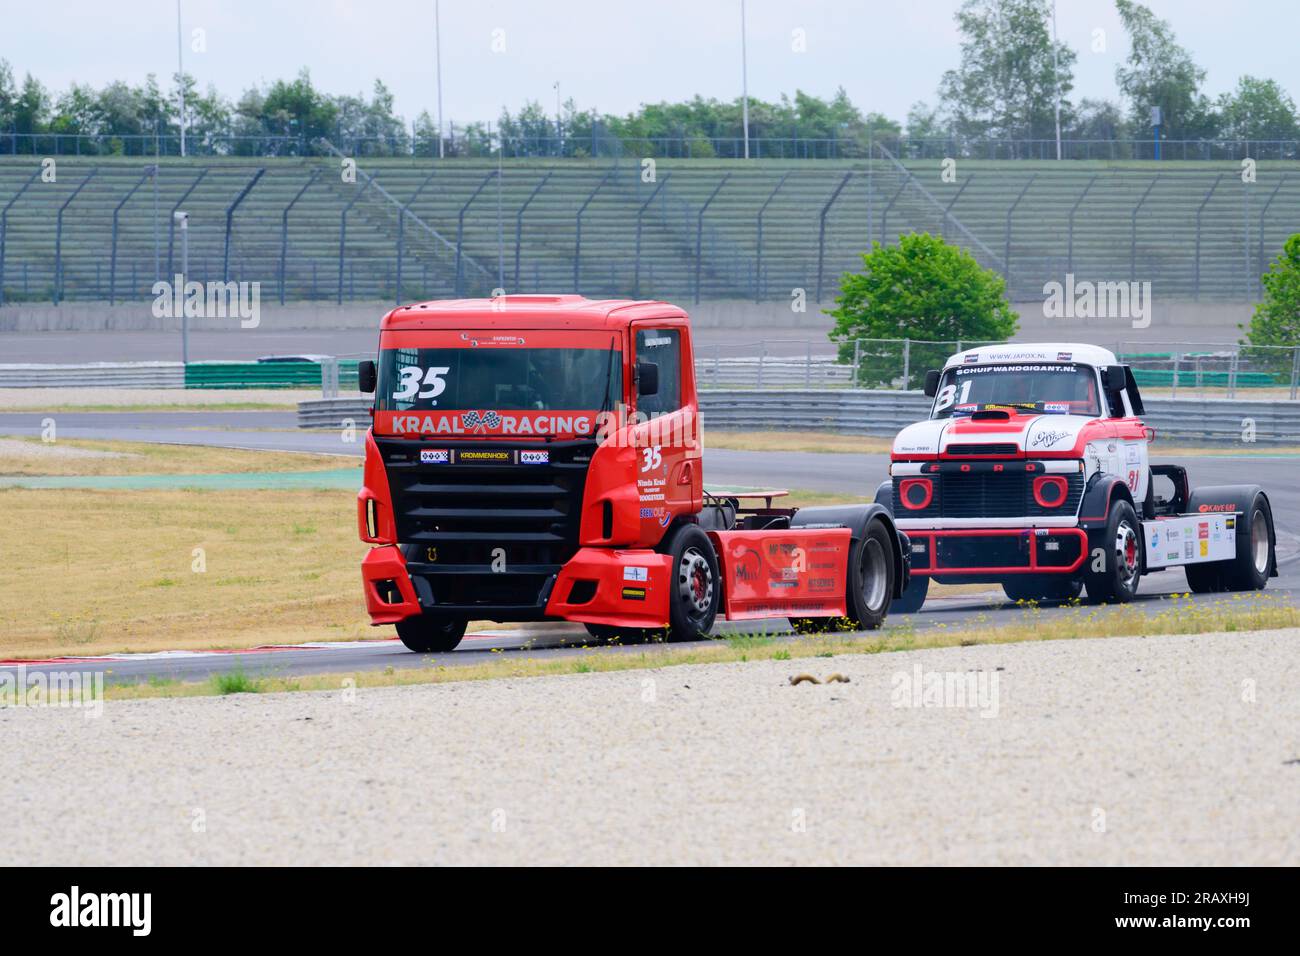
<box><xmin>210</xmin><ymin>669</ymin><xmax>264</xmax><ymax>695</ymax></box>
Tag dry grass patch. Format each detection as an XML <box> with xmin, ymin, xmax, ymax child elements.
<box><xmin>0</xmin><ymin>436</ymin><xmax>352</xmax><ymax>477</ymax></box>
<box><xmin>0</xmin><ymin>487</ymin><xmax>372</xmax><ymax>658</ymax></box>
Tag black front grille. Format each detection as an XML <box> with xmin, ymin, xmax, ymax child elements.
<box><xmin>945</xmin><ymin>443</ymin><xmax>1019</xmax><ymax>456</ymax></box>
<box><xmin>894</xmin><ymin>463</ymin><xmax>1084</xmax><ymax>519</ymax></box>
<box><xmin>377</xmin><ymin>437</ymin><xmax>593</xmax><ymax>608</ymax></box>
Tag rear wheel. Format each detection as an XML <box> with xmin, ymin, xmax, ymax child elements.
<box><xmin>790</xmin><ymin>518</ymin><xmax>895</xmax><ymax>633</ymax></box>
<box><xmin>395</xmin><ymin>615</ymin><xmax>466</xmax><ymax>653</ymax></box>
<box><xmin>1186</xmin><ymin>493</ymin><xmax>1274</xmax><ymax>593</ymax></box>
<box><xmin>1085</xmin><ymin>499</ymin><xmax>1142</xmax><ymax>604</ymax></box>
<box><xmin>1002</xmin><ymin>575</ymin><xmax>1083</xmax><ymax>604</ymax></box>
<box><xmin>662</xmin><ymin>524</ymin><xmax>720</xmax><ymax>643</ymax></box>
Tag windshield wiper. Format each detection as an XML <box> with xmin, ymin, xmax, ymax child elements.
<box><xmin>587</xmin><ymin>341</ymin><xmax>617</xmax><ymax>439</ymax></box>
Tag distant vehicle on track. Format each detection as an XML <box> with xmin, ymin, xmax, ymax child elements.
<box><xmin>879</xmin><ymin>342</ymin><xmax>1277</xmax><ymax>612</ymax></box>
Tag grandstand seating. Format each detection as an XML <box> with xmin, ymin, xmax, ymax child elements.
<box><xmin>1</xmin><ymin>156</ymin><xmax>1297</xmax><ymax>305</ymax></box>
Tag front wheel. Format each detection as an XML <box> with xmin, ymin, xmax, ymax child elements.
<box><xmin>662</xmin><ymin>524</ymin><xmax>720</xmax><ymax>643</ymax></box>
<box><xmin>891</xmin><ymin>573</ymin><xmax>929</xmax><ymax>614</ymax></box>
<box><xmin>1085</xmin><ymin>498</ymin><xmax>1142</xmax><ymax>604</ymax></box>
<box><xmin>1002</xmin><ymin>575</ymin><xmax>1084</xmax><ymax>604</ymax></box>
<box><xmin>395</xmin><ymin>615</ymin><xmax>466</xmax><ymax>653</ymax></box>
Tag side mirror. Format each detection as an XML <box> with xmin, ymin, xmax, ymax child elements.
<box><xmin>636</xmin><ymin>360</ymin><xmax>659</xmax><ymax>397</ymax></box>
<box><xmin>358</xmin><ymin>360</ymin><xmax>377</xmax><ymax>394</ymax></box>
<box><xmin>923</xmin><ymin>369</ymin><xmax>941</xmax><ymax>397</ymax></box>
<box><xmin>1100</xmin><ymin>365</ymin><xmax>1126</xmax><ymax>392</ymax></box>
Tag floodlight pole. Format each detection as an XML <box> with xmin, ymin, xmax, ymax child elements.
<box><xmin>1052</xmin><ymin>0</ymin><xmax>1061</xmax><ymax>160</ymax></box>
<box><xmin>740</xmin><ymin>0</ymin><xmax>750</xmax><ymax>159</ymax></box>
<box><xmin>175</xmin><ymin>211</ymin><xmax>189</xmax><ymax>365</ymax></box>
<box><xmin>435</xmin><ymin>0</ymin><xmax>445</xmax><ymax>158</ymax></box>
<box><xmin>177</xmin><ymin>0</ymin><xmax>186</xmax><ymax>157</ymax></box>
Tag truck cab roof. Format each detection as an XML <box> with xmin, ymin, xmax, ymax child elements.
<box><xmin>945</xmin><ymin>342</ymin><xmax>1118</xmax><ymax>369</ymax></box>
<box><xmin>381</xmin><ymin>295</ymin><xmax>688</xmax><ymax>331</ymax></box>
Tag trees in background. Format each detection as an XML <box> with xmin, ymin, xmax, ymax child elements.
<box><xmin>1113</xmin><ymin>0</ymin><xmax>1217</xmax><ymax>140</ymax></box>
<box><xmin>938</xmin><ymin>0</ymin><xmax>1076</xmax><ymax>150</ymax></box>
<box><xmin>3</xmin><ymin>0</ymin><xmax>1300</xmax><ymax>158</ymax></box>
<box><xmin>827</xmin><ymin>233</ymin><xmax>1018</xmax><ymax>388</ymax></box>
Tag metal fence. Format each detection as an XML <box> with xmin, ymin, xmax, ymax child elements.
<box><xmin>8</xmin><ymin>131</ymin><xmax>1300</xmax><ymax>162</ymax></box>
<box><xmin>4</xmin><ymin>152</ymin><xmax>1300</xmax><ymax>306</ymax></box>
<box><xmin>296</xmin><ymin>389</ymin><xmax>1300</xmax><ymax>445</ymax></box>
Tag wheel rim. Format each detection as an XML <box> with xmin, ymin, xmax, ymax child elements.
<box><xmin>1251</xmin><ymin>508</ymin><xmax>1269</xmax><ymax>574</ymax></box>
<box><xmin>1114</xmin><ymin>519</ymin><xmax>1140</xmax><ymax>588</ymax></box>
<box><xmin>677</xmin><ymin>547</ymin><xmax>714</xmax><ymax>618</ymax></box>
<box><xmin>860</xmin><ymin>537</ymin><xmax>888</xmax><ymax>611</ymax></box>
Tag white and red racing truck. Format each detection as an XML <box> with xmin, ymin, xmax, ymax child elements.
<box><xmin>877</xmin><ymin>343</ymin><xmax>1277</xmax><ymax>611</ymax></box>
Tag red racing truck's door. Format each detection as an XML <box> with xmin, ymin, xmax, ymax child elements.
<box><xmin>629</xmin><ymin>321</ymin><xmax>702</xmax><ymax>541</ymax></box>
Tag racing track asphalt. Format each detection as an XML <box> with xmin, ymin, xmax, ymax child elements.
<box><xmin>4</xmin><ymin>409</ymin><xmax>1300</xmax><ymax>684</ymax></box>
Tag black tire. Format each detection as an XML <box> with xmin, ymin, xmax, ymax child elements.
<box><xmin>661</xmin><ymin>524</ymin><xmax>720</xmax><ymax>642</ymax></box>
<box><xmin>583</xmin><ymin>623</ymin><xmax>653</xmax><ymax>644</ymax></box>
<box><xmin>790</xmin><ymin>518</ymin><xmax>895</xmax><ymax>633</ymax></box>
<box><xmin>1186</xmin><ymin>493</ymin><xmax>1274</xmax><ymax>593</ymax></box>
<box><xmin>892</xmin><ymin>573</ymin><xmax>929</xmax><ymax>614</ymax></box>
<box><xmin>395</xmin><ymin>615</ymin><xmax>466</xmax><ymax>653</ymax></box>
<box><xmin>1084</xmin><ymin>498</ymin><xmax>1142</xmax><ymax>603</ymax></box>
<box><xmin>1183</xmin><ymin>562</ymin><xmax>1222</xmax><ymax>593</ymax></box>
<box><xmin>1002</xmin><ymin>575</ymin><xmax>1084</xmax><ymax>604</ymax></box>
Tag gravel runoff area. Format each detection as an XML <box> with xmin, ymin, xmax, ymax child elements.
<box><xmin>3</xmin><ymin>629</ymin><xmax>1297</xmax><ymax>866</ymax></box>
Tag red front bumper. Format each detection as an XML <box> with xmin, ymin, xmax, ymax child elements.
<box><xmin>360</xmin><ymin>545</ymin><xmax>672</xmax><ymax>628</ymax></box>
<box><xmin>905</xmin><ymin>527</ymin><xmax>1088</xmax><ymax>576</ymax></box>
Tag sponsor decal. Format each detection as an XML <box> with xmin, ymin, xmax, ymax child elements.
<box><xmin>1044</xmin><ymin>402</ymin><xmax>1070</xmax><ymax>414</ymax></box>
<box><xmin>1056</xmin><ymin>351</ymin><xmax>1072</xmax><ymax>361</ymax></box>
<box><xmin>732</xmin><ymin>548</ymin><xmax>762</xmax><ymax>583</ymax></box>
<box><xmin>455</xmin><ymin>449</ymin><xmax>512</xmax><ymax>464</ymax></box>
<box><xmin>1200</xmin><ymin>540</ymin><xmax>1209</xmax><ymax>557</ymax></box>
<box><xmin>621</xmin><ymin>587</ymin><xmax>647</xmax><ymax>601</ymax></box>
<box><xmin>1198</xmin><ymin>522</ymin><xmax>1210</xmax><ymax>539</ymax></box>
<box><xmin>1226</xmin><ymin>516</ymin><xmax>1236</xmax><ymax>530</ymax></box>
<box><xmin>420</xmin><ymin>448</ymin><xmax>449</xmax><ymax>464</ymax></box>
<box><xmin>1184</xmin><ymin>540</ymin><xmax>1194</xmax><ymax>559</ymax></box>
<box><xmin>643</xmin><ymin>335</ymin><xmax>673</xmax><ymax>348</ymax></box>
<box><xmin>964</xmin><ymin>353</ymin><xmax>979</xmax><ymax>364</ymax></box>
<box><xmin>1031</xmin><ymin>429</ymin><xmax>1072</xmax><ymax>448</ymax></box>
<box><xmin>387</xmin><ymin>411</ymin><xmax>595</xmax><ymax>437</ymax></box>
<box><xmin>519</xmin><ymin>449</ymin><xmax>549</xmax><ymax>465</ymax></box>
<box><xmin>1198</xmin><ymin>503</ymin><xmax>1235</xmax><ymax>513</ymax></box>
<box><xmin>1150</xmin><ymin>531</ymin><xmax>1159</xmax><ymax>547</ymax></box>
<box><xmin>623</xmin><ymin>566</ymin><xmax>649</xmax><ymax>582</ymax></box>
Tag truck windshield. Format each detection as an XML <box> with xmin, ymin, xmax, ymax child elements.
<box><xmin>932</xmin><ymin>363</ymin><xmax>1101</xmax><ymax>419</ymax></box>
<box><xmin>376</xmin><ymin>345</ymin><xmax>621</xmax><ymax>412</ymax></box>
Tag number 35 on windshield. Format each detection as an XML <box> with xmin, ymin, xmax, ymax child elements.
<box><xmin>393</xmin><ymin>365</ymin><xmax>450</xmax><ymax>401</ymax></box>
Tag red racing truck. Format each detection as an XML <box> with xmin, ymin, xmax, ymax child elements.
<box><xmin>355</xmin><ymin>295</ymin><xmax>910</xmax><ymax>651</ymax></box>
<box><xmin>878</xmin><ymin>343</ymin><xmax>1277</xmax><ymax>611</ymax></box>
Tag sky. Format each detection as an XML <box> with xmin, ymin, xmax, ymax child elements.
<box><xmin>3</xmin><ymin>0</ymin><xmax>1297</xmax><ymax>127</ymax></box>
